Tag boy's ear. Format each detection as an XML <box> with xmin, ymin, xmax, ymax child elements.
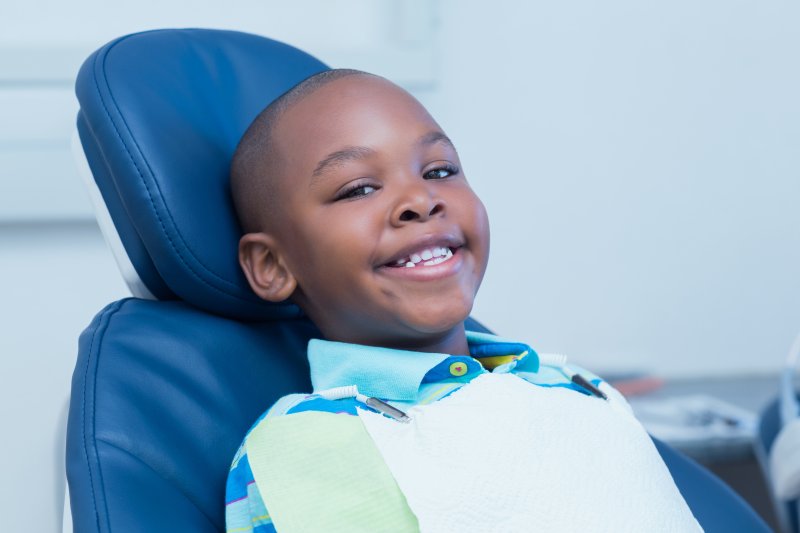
<box><xmin>238</xmin><ymin>233</ymin><xmax>297</xmax><ymax>302</ymax></box>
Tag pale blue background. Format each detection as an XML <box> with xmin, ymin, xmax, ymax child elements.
<box><xmin>1</xmin><ymin>1</ymin><xmax>798</xmax><ymax>529</ymax></box>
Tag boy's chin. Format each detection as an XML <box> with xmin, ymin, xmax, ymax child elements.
<box><xmin>398</xmin><ymin>304</ymin><xmax>473</xmax><ymax>336</ymax></box>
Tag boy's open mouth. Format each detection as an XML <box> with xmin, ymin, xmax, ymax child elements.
<box><xmin>384</xmin><ymin>245</ymin><xmax>458</xmax><ymax>268</ymax></box>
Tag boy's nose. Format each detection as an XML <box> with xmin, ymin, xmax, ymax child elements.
<box><xmin>390</xmin><ymin>182</ymin><xmax>445</xmax><ymax>226</ymax></box>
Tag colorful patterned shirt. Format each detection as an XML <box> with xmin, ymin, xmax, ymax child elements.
<box><xmin>225</xmin><ymin>331</ymin><xmax>611</xmax><ymax>532</ymax></box>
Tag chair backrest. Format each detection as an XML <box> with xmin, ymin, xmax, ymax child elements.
<box><xmin>67</xmin><ymin>28</ymin><xmax>493</xmax><ymax>532</ymax></box>
<box><xmin>67</xmin><ymin>28</ymin><xmax>770</xmax><ymax>533</ymax></box>
<box><xmin>68</xmin><ymin>29</ymin><xmax>331</xmax><ymax>532</ymax></box>
<box><xmin>74</xmin><ymin>28</ymin><xmax>324</xmax><ymax>320</ymax></box>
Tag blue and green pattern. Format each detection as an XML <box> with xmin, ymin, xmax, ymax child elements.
<box><xmin>225</xmin><ymin>331</ymin><xmax>604</xmax><ymax>532</ymax></box>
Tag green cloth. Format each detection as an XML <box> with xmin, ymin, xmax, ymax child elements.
<box><xmin>246</xmin><ymin>411</ymin><xmax>420</xmax><ymax>533</ymax></box>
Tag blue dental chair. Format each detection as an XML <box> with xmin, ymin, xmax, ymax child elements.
<box><xmin>66</xmin><ymin>28</ymin><xmax>771</xmax><ymax>532</ymax></box>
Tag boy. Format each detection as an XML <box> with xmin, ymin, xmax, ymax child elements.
<box><xmin>225</xmin><ymin>69</ymin><xmax>700</xmax><ymax>532</ymax></box>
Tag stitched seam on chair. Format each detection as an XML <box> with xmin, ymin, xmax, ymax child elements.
<box><xmin>81</xmin><ymin>297</ymin><xmax>128</xmax><ymax>533</ymax></box>
<box><xmin>95</xmin><ymin>33</ymin><xmax>248</xmax><ymax>299</ymax></box>
<box><xmin>95</xmin><ymin>437</ymin><xmax>219</xmax><ymax>530</ymax></box>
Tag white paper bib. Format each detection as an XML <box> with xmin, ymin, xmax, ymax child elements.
<box><xmin>358</xmin><ymin>373</ymin><xmax>702</xmax><ymax>533</ymax></box>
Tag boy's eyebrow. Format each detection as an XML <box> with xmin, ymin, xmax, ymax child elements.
<box><xmin>312</xmin><ymin>146</ymin><xmax>376</xmax><ymax>179</ymax></box>
<box><xmin>417</xmin><ymin>131</ymin><xmax>456</xmax><ymax>150</ymax></box>
<box><xmin>310</xmin><ymin>131</ymin><xmax>456</xmax><ymax>183</ymax></box>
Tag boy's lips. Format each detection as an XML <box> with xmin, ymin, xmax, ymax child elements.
<box><xmin>379</xmin><ymin>235</ymin><xmax>464</xmax><ymax>268</ymax></box>
<box><xmin>377</xmin><ymin>234</ymin><xmax>465</xmax><ymax>281</ymax></box>
<box><xmin>377</xmin><ymin>247</ymin><xmax>464</xmax><ymax>281</ymax></box>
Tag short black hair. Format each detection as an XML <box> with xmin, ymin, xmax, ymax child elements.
<box><xmin>230</xmin><ymin>68</ymin><xmax>375</xmax><ymax>233</ymax></box>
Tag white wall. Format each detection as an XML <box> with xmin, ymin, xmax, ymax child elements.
<box><xmin>424</xmin><ymin>0</ymin><xmax>800</xmax><ymax>377</ymax></box>
<box><xmin>1</xmin><ymin>1</ymin><xmax>798</xmax><ymax>530</ymax></box>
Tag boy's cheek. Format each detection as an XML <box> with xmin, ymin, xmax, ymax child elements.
<box><xmin>471</xmin><ymin>200</ymin><xmax>491</xmax><ymax>257</ymax></box>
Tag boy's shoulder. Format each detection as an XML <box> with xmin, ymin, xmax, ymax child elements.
<box><xmin>231</xmin><ymin>392</ymin><xmax>360</xmax><ymax>465</ymax></box>
<box><xmin>255</xmin><ymin>392</ymin><xmax>361</xmax><ymax>427</ymax></box>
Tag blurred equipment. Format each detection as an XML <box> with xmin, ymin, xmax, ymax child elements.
<box><xmin>773</xmin><ymin>333</ymin><xmax>800</xmax><ymax>501</ymax></box>
<box><xmin>630</xmin><ymin>394</ymin><xmax>757</xmax><ymax>462</ymax></box>
<box><xmin>756</xmin><ymin>332</ymin><xmax>800</xmax><ymax>533</ymax></box>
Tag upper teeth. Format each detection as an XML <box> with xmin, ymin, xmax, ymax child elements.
<box><xmin>395</xmin><ymin>246</ymin><xmax>453</xmax><ymax>267</ymax></box>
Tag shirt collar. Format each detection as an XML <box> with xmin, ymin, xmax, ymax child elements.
<box><xmin>307</xmin><ymin>332</ymin><xmax>539</xmax><ymax>401</ymax></box>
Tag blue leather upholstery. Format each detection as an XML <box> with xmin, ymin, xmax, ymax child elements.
<box><xmin>67</xmin><ymin>299</ymin><xmax>315</xmax><ymax>531</ymax></box>
<box><xmin>75</xmin><ymin>28</ymin><xmax>327</xmax><ymax>319</ymax></box>
<box><xmin>67</xmin><ymin>28</ymin><xmax>770</xmax><ymax>532</ymax></box>
<box><xmin>652</xmin><ymin>439</ymin><xmax>770</xmax><ymax>532</ymax></box>
<box><xmin>67</xmin><ymin>299</ymin><xmax>489</xmax><ymax>531</ymax></box>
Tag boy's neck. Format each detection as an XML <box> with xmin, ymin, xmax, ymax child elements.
<box><xmin>366</xmin><ymin>325</ymin><xmax>470</xmax><ymax>357</ymax></box>
<box><xmin>417</xmin><ymin>326</ymin><xmax>470</xmax><ymax>356</ymax></box>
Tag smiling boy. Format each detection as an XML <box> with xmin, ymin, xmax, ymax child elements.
<box><xmin>233</xmin><ymin>69</ymin><xmax>487</xmax><ymax>356</ymax></box>
<box><xmin>225</xmin><ymin>70</ymin><xmax>700</xmax><ymax>533</ymax></box>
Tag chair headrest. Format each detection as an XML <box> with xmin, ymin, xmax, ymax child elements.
<box><xmin>75</xmin><ymin>28</ymin><xmax>328</xmax><ymax>320</ymax></box>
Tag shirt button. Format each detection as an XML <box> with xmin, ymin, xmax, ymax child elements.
<box><xmin>449</xmin><ymin>362</ymin><xmax>468</xmax><ymax>377</ymax></box>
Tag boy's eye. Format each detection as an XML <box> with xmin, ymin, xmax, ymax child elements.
<box><xmin>423</xmin><ymin>164</ymin><xmax>459</xmax><ymax>180</ymax></box>
<box><xmin>336</xmin><ymin>183</ymin><xmax>377</xmax><ymax>201</ymax></box>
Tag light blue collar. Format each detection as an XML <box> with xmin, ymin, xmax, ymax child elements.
<box><xmin>307</xmin><ymin>331</ymin><xmax>538</xmax><ymax>401</ymax></box>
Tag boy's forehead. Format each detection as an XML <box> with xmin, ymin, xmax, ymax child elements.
<box><xmin>273</xmin><ymin>76</ymin><xmax>439</xmax><ymax>164</ymax></box>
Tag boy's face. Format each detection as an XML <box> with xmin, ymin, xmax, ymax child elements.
<box><xmin>261</xmin><ymin>76</ymin><xmax>489</xmax><ymax>349</ymax></box>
